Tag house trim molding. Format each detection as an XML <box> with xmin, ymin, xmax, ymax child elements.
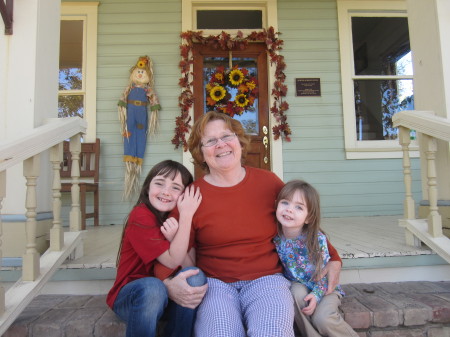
<box><xmin>60</xmin><ymin>2</ymin><xmax>98</xmax><ymax>142</ymax></box>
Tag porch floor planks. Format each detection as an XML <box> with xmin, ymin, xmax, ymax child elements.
<box><xmin>321</xmin><ymin>215</ymin><xmax>433</xmax><ymax>258</ymax></box>
<box><xmin>62</xmin><ymin>215</ymin><xmax>434</xmax><ymax>271</ymax></box>
<box><xmin>63</xmin><ymin>225</ymin><xmax>121</xmax><ymax>269</ymax></box>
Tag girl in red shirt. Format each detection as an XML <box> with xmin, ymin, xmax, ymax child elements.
<box><xmin>107</xmin><ymin>160</ymin><xmax>205</xmax><ymax>337</ymax></box>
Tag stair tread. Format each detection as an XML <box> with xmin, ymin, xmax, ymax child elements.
<box><xmin>4</xmin><ymin>281</ymin><xmax>450</xmax><ymax>336</ymax></box>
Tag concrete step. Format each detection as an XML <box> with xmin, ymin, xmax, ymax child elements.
<box><xmin>4</xmin><ymin>281</ymin><xmax>450</xmax><ymax>337</ymax></box>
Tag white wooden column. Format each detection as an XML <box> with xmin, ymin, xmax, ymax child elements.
<box><xmin>398</xmin><ymin>126</ymin><xmax>421</xmax><ymax>246</ymax></box>
<box><xmin>0</xmin><ymin>171</ymin><xmax>6</xmax><ymax>315</ymax></box>
<box><xmin>424</xmin><ymin>134</ymin><xmax>443</xmax><ymax>237</ymax></box>
<box><xmin>2</xmin><ymin>0</ymin><xmax>60</xmax><ymax>218</ymax></box>
<box><xmin>407</xmin><ymin>0</ymin><xmax>450</xmax><ymax>202</ymax></box>
<box><xmin>69</xmin><ymin>134</ymin><xmax>82</xmax><ymax>232</ymax></box>
<box><xmin>22</xmin><ymin>155</ymin><xmax>40</xmax><ymax>281</ymax></box>
<box><xmin>399</xmin><ymin>127</ymin><xmax>415</xmax><ymax>219</ymax></box>
<box><xmin>50</xmin><ymin>143</ymin><xmax>64</xmax><ymax>250</ymax></box>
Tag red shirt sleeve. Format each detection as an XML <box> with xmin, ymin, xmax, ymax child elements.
<box><xmin>106</xmin><ymin>205</ymin><xmax>170</xmax><ymax>308</ymax></box>
<box><xmin>327</xmin><ymin>238</ymin><xmax>342</xmax><ymax>265</ymax></box>
<box><xmin>127</xmin><ymin>207</ymin><xmax>169</xmax><ymax>264</ymax></box>
<box><xmin>154</xmin><ymin>261</ymin><xmax>180</xmax><ymax>280</ymax></box>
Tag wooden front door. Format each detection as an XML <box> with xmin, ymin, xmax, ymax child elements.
<box><xmin>193</xmin><ymin>43</ymin><xmax>270</xmax><ymax>178</ymax></box>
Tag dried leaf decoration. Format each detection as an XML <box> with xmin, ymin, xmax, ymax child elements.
<box><xmin>172</xmin><ymin>27</ymin><xmax>292</xmax><ymax>151</ymax></box>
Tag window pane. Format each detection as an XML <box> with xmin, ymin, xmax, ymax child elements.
<box><xmin>352</xmin><ymin>17</ymin><xmax>412</xmax><ymax>76</ymax></box>
<box><xmin>197</xmin><ymin>10</ymin><xmax>262</xmax><ymax>30</ymax></box>
<box><xmin>354</xmin><ymin>79</ymin><xmax>414</xmax><ymax>140</ymax></box>
<box><xmin>59</xmin><ymin>68</ymin><xmax>82</xmax><ymax>90</ymax></box>
<box><xmin>59</xmin><ymin>20</ymin><xmax>83</xmax><ymax>90</ymax></box>
<box><xmin>58</xmin><ymin>95</ymin><xmax>84</xmax><ymax>118</ymax></box>
<box><xmin>203</xmin><ymin>56</ymin><xmax>259</xmax><ymax>135</ymax></box>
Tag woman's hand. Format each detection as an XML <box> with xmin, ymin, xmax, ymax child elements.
<box><xmin>161</xmin><ymin>217</ymin><xmax>179</xmax><ymax>242</ymax></box>
<box><xmin>177</xmin><ymin>186</ymin><xmax>202</xmax><ymax>220</ymax></box>
<box><xmin>163</xmin><ymin>268</ymin><xmax>207</xmax><ymax>309</ymax></box>
<box><xmin>301</xmin><ymin>293</ymin><xmax>317</xmax><ymax>316</ymax></box>
<box><xmin>319</xmin><ymin>260</ymin><xmax>342</xmax><ymax>295</ymax></box>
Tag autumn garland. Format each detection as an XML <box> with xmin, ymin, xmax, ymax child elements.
<box><xmin>172</xmin><ymin>27</ymin><xmax>292</xmax><ymax>151</ymax></box>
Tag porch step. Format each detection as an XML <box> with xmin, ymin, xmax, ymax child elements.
<box><xmin>4</xmin><ymin>281</ymin><xmax>450</xmax><ymax>337</ymax></box>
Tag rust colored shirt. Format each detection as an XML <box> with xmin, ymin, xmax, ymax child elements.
<box><xmin>155</xmin><ymin>166</ymin><xmax>342</xmax><ymax>282</ymax></box>
<box><xmin>190</xmin><ymin>166</ymin><xmax>284</xmax><ymax>282</ymax></box>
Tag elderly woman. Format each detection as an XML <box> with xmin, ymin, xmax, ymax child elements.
<box><xmin>163</xmin><ymin>110</ymin><xmax>342</xmax><ymax>336</ymax></box>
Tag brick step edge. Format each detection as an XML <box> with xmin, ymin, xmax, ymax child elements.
<box><xmin>4</xmin><ymin>281</ymin><xmax>450</xmax><ymax>337</ymax></box>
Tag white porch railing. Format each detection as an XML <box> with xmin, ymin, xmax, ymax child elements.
<box><xmin>393</xmin><ymin>110</ymin><xmax>450</xmax><ymax>264</ymax></box>
<box><xmin>0</xmin><ymin>117</ymin><xmax>87</xmax><ymax>334</ymax></box>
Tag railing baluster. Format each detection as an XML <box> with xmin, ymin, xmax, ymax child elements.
<box><xmin>424</xmin><ymin>134</ymin><xmax>443</xmax><ymax>237</ymax></box>
<box><xmin>0</xmin><ymin>171</ymin><xmax>6</xmax><ymax>315</ymax></box>
<box><xmin>0</xmin><ymin>117</ymin><xmax>87</xmax><ymax>330</ymax></box>
<box><xmin>398</xmin><ymin>126</ymin><xmax>420</xmax><ymax>246</ymax></box>
<box><xmin>50</xmin><ymin>143</ymin><xmax>64</xmax><ymax>250</ymax></box>
<box><xmin>399</xmin><ymin>126</ymin><xmax>416</xmax><ymax>219</ymax></box>
<box><xmin>393</xmin><ymin>110</ymin><xmax>450</xmax><ymax>262</ymax></box>
<box><xmin>22</xmin><ymin>155</ymin><xmax>40</xmax><ymax>281</ymax></box>
<box><xmin>69</xmin><ymin>134</ymin><xmax>82</xmax><ymax>232</ymax></box>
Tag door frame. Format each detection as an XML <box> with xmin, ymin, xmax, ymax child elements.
<box><xmin>181</xmin><ymin>0</ymin><xmax>283</xmax><ymax>180</ymax></box>
<box><xmin>192</xmin><ymin>43</ymin><xmax>271</xmax><ymax>178</ymax></box>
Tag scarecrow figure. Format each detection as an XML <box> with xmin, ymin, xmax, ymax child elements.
<box><xmin>118</xmin><ymin>56</ymin><xmax>161</xmax><ymax>200</ymax></box>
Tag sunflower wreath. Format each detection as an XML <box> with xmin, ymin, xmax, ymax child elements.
<box><xmin>172</xmin><ymin>27</ymin><xmax>292</xmax><ymax>151</ymax></box>
<box><xmin>206</xmin><ymin>65</ymin><xmax>258</xmax><ymax>117</ymax></box>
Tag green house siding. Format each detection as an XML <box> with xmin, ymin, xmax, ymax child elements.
<box><xmin>62</xmin><ymin>0</ymin><xmax>420</xmax><ymax>225</ymax></box>
<box><xmin>97</xmin><ymin>1</ymin><xmax>184</xmax><ymax>225</ymax></box>
<box><xmin>61</xmin><ymin>0</ymin><xmax>184</xmax><ymax>225</ymax></box>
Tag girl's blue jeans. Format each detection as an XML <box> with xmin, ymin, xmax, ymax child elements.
<box><xmin>113</xmin><ymin>267</ymin><xmax>206</xmax><ymax>337</ymax></box>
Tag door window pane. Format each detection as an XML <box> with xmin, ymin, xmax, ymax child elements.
<box><xmin>203</xmin><ymin>56</ymin><xmax>259</xmax><ymax>135</ymax></box>
<box><xmin>352</xmin><ymin>17</ymin><xmax>411</xmax><ymax>76</ymax></box>
<box><xmin>197</xmin><ymin>10</ymin><xmax>262</xmax><ymax>30</ymax></box>
<box><xmin>58</xmin><ymin>95</ymin><xmax>84</xmax><ymax>118</ymax></box>
<box><xmin>354</xmin><ymin>79</ymin><xmax>414</xmax><ymax>140</ymax></box>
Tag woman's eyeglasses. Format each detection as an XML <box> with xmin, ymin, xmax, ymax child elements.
<box><xmin>201</xmin><ymin>133</ymin><xmax>236</xmax><ymax>147</ymax></box>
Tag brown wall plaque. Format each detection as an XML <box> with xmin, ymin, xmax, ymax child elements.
<box><xmin>296</xmin><ymin>78</ymin><xmax>321</xmax><ymax>97</ymax></box>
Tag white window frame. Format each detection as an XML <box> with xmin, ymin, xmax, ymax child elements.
<box><xmin>188</xmin><ymin>1</ymin><xmax>268</xmax><ymax>35</ymax></box>
<box><xmin>337</xmin><ymin>0</ymin><xmax>418</xmax><ymax>159</ymax></box>
<box><xmin>181</xmin><ymin>0</ymin><xmax>284</xmax><ymax>179</ymax></box>
<box><xmin>60</xmin><ymin>2</ymin><xmax>98</xmax><ymax>142</ymax></box>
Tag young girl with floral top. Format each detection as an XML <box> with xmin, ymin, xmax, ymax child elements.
<box><xmin>273</xmin><ymin>180</ymin><xmax>358</xmax><ymax>337</ymax></box>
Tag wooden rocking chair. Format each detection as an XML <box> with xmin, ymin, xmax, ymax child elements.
<box><xmin>60</xmin><ymin>139</ymin><xmax>100</xmax><ymax>230</ymax></box>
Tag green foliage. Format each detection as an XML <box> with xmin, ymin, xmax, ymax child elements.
<box><xmin>58</xmin><ymin>68</ymin><xmax>83</xmax><ymax>118</ymax></box>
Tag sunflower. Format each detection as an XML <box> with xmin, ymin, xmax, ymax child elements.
<box><xmin>210</xmin><ymin>86</ymin><xmax>226</xmax><ymax>101</ymax></box>
<box><xmin>246</xmin><ymin>81</ymin><xmax>256</xmax><ymax>90</ymax></box>
<box><xmin>238</xmin><ymin>84</ymin><xmax>249</xmax><ymax>93</ymax></box>
<box><xmin>235</xmin><ymin>94</ymin><xmax>249</xmax><ymax>108</ymax></box>
<box><xmin>229</xmin><ymin>69</ymin><xmax>244</xmax><ymax>86</ymax></box>
<box><xmin>214</xmin><ymin>72</ymin><xmax>224</xmax><ymax>81</ymax></box>
<box><xmin>137</xmin><ymin>57</ymin><xmax>148</xmax><ymax>68</ymax></box>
